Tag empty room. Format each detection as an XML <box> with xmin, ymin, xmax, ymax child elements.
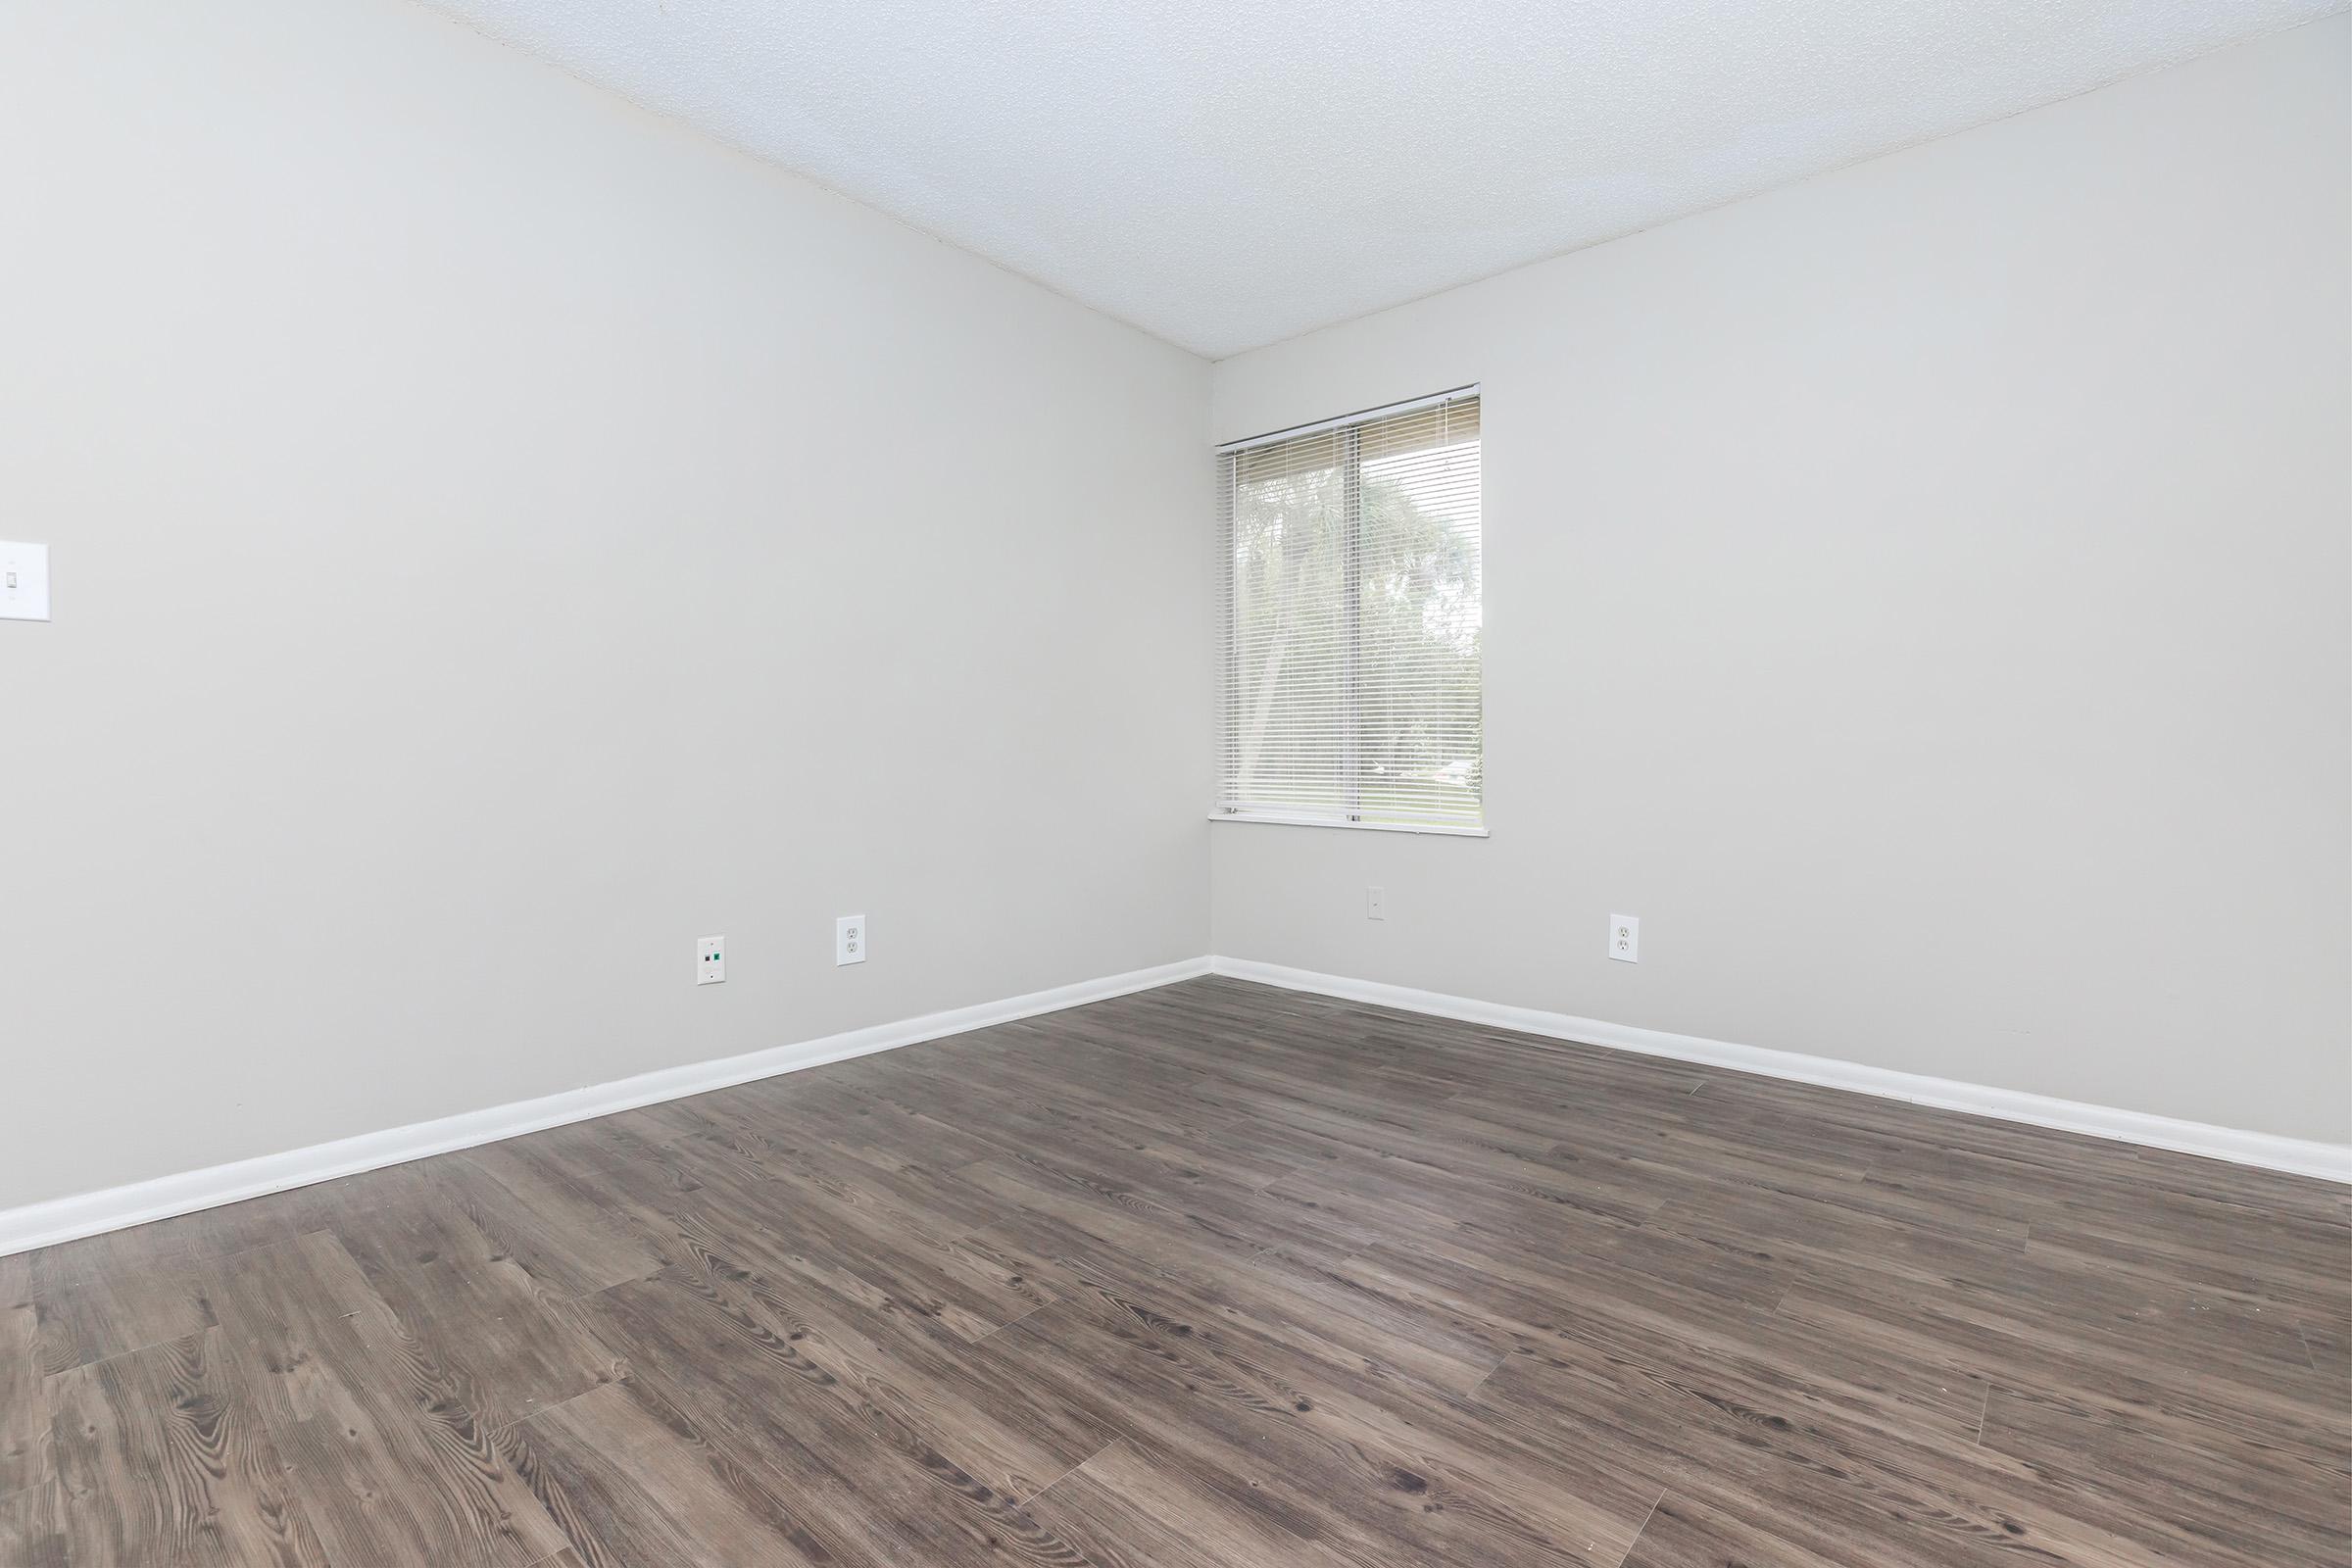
<box><xmin>2</xmin><ymin>1</ymin><xmax>2346</xmax><ymax>1564</ymax></box>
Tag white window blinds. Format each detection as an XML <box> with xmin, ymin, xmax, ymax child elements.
<box><xmin>1215</xmin><ymin>388</ymin><xmax>1484</xmax><ymax>832</ymax></box>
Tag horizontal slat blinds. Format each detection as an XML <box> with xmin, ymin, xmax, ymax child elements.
<box><xmin>1216</xmin><ymin>390</ymin><xmax>1483</xmax><ymax>831</ymax></box>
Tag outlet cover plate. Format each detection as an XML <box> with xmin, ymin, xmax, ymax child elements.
<box><xmin>1608</xmin><ymin>913</ymin><xmax>1640</xmax><ymax>963</ymax></box>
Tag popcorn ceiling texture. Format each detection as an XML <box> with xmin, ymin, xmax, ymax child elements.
<box><xmin>422</xmin><ymin>0</ymin><xmax>2342</xmax><ymax>357</ymax></box>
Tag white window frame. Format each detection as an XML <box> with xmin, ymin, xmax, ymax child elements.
<box><xmin>1211</xmin><ymin>386</ymin><xmax>1487</xmax><ymax>837</ymax></box>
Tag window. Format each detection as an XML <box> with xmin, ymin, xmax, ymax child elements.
<box><xmin>1214</xmin><ymin>388</ymin><xmax>1484</xmax><ymax>833</ymax></box>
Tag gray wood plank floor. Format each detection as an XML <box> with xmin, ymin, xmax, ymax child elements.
<box><xmin>3</xmin><ymin>975</ymin><xmax>2345</xmax><ymax>1566</ymax></box>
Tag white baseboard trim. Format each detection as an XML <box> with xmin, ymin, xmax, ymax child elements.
<box><xmin>1209</xmin><ymin>956</ymin><xmax>2352</xmax><ymax>1186</ymax></box>
<box><xmin>11</xmin><ymin>949</ymin><xmax>2340</xmax><ymax>1259</ymax></box>
<box><xmin>0</xmin><ymin>956</ymin><xmax>1211</xmax><ymax>1260</ymax></box>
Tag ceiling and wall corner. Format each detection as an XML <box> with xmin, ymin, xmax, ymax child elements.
<box><xmin>419</xmin><ymin>0</ymin><xmax>2344</xmax><ymax>357</ymax></box>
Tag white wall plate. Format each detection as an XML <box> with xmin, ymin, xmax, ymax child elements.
<box><xmin>0</xmin><ymin>542</ymin><xmax>49</xmax><ymax>621</ymax></box>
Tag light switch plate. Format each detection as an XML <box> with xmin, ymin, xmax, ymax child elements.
<box><xmin>0</xmin><ymin>542</ymin><xmax>49</xmax><ymax>621</ymax></box>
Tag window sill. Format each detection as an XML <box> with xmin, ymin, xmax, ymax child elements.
<box><xmin>1207</xmin><ymin>811</ymin><xmax>1490</xmax><ymax>838</ymax></box>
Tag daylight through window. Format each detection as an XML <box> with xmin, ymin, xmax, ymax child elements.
<box><xmin>1214</xmin><ymin>389</ymin><xmax>1483</xmax><ymax>832</ymax></box>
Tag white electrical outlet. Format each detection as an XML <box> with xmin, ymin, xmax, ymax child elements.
<box><xmin>697</xmin><ymin>934</ymin><xmax>725</xmax><ymax>985</ymax></box>
<box><xmin>835</xmin><ymin>914</ymin><xmax>866</xmax><ymax>966</ymax></box>
<box><xmin>1367</xmin><ymin>886</ymin><xmax>1385</xmax><ymax>920</ymax></box>
<box><xmin>0</xmin><ymin>542</ymin><xmax>50</xmax><ymax>622</ymax></box>
<box><xmin>1608</xmin><ymin>914</ymin><xmax>1640</xmax><ymax>963</ymax></box>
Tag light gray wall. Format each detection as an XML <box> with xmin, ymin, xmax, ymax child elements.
<box><xmin>2</xmin><ymin>6</ymin><xmax>2341</xmax><ymax>1219</ymax></box>
<box><xmin>1209</xmin><ymin>19</ymin><xmax>2351</xmax><ymax>1144</ymax></box>
<box><xmin>0</xmin><ymin>0</ymin><xmax>1210</xmax><ymax>1209</ymax></box>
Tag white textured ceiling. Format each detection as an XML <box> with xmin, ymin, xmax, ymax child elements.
<box><xmin>424</xmin><ymin>0</ymin><xmax>2340</xmax><ymax>358</ymax></box>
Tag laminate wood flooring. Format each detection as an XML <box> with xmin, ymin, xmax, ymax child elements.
<box><xmin>3</xmin><ymin>976</ymin><xmax>2345</xmax><ymax>1566</ymax></box>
